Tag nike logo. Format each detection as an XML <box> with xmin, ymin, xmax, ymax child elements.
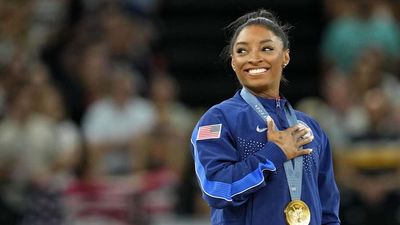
<box><xmin>256</xmin><ymin>125</ymin><xmax>267</xmax><ymax>133</ymax></box>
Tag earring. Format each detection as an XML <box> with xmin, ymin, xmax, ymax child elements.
<box><xmin>283</xmin><ymin>63</ymin><xmax>287</xmax><ymax>68</ymax></box>
<box><xmin>232</xmin><ymin>65</ymin><xmax>236</xmax><ymax>71</ymax></box>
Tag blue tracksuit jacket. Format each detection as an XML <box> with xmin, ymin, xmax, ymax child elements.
<box><xmin>190</xmin><ymin>90</ymin><xmax>340</xmax><ymax>225</ymax></box>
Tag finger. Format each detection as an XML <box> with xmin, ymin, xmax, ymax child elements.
<box><xmin>287</xmin><ymin>125</ymin><xmax>300</xmax><ymax>133</ymax></box>
<box><xmin>297</xmin><ymin>123</ymin><xmax>307</xmax><ymax>130</ymax></box>
<box><xmin>302</xmin><ymin>130</ymin><xmax>313</xmax><ymax>139</ymax></box>
<box><xmin>297</xmin><ymin>135</ymin><xmax>314</xmax><ymax>146</ymax></box>
<box><xmin>297</xmin><ymin>148</ymin><xmax>313</xmax><ymax>156</ymax></box>
<box><xmin>288</xmin><ymin>124</ymin><xmax>306</xmax><ymax>134</ymax></box>
<box><xmin>293</xmin><ymin>128</ymin><xmax>308</xmax><ymax>140</ymax></box>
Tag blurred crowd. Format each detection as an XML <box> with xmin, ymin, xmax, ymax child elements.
<box><xmin>298</xmin><ymin>0</ymin><xmax>400</xmax><ymax>224</ymax></box>
<box><xmin>0</xmin><ymin>0</ymin><xmax>399</xmax><ymax>225</ymax></box>
<box><xmin>0</xmin><ymin>0</ymin><xmax>197</xmax><ymax>224</ymax></box>
<box><xmin>299</xmin><ymin>0</ymin><xmax>400</xmax><ymax>145</ymax></box>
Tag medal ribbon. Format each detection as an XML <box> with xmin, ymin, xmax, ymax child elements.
<box><xmin>240</xmin><ymin>88</ymin><xmax>303</xmax><ymax>200</ymax></box>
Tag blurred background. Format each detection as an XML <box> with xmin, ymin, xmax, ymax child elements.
<box><xmin>0</xmin><ymin>0</ymin><xmax>399</xmax><ymax>224</ymax></box>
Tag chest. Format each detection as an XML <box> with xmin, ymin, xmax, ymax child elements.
<box><xmin>230</xmin><ymin>112</ymin><xmax>322</xmax><ymax>174</ymax></box>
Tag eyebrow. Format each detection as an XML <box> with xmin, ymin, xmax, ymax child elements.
<box><xmin>235</xmin><ymin>39</ymin><xmax>273</xmax><ymax>46</ymax></box>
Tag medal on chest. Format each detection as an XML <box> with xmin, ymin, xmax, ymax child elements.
<box><xmin>284</xmin><ymin>199</ymin><xmax>311</xmax><ymax>225</ymax></box>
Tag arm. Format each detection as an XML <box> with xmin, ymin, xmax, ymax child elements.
<box><xmin>190</xmin><ymin>108</ymin><xmax>287</xmax><ymax>208</ymax></box>
<box><xmin>318</xmin><ymin>135</ymin><xmax>341</xmax><ymax>225</ymax></box>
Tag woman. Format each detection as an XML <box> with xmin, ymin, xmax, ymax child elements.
<box><xmin>190</xmin><ymin>9</ymin><xmax>340</xmax><ymax>225</ymax></box>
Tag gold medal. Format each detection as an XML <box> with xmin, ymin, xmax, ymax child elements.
<box><xmin>284</xmin><ymin>200</ymin><xmax>311</xmax><ymax>225</ymax></box>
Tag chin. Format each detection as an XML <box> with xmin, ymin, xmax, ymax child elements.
<box><xmin>241</xmin><ymin>81</ymin><xmax>280</xmax><ymax>97</ymax></box>
<box><xmin>243</xmin><ymin>82</ymin><xmax>271</xmax><ymax>92</ymax></box>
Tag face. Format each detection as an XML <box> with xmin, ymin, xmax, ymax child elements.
<box><xmin>231</xmin><ymin>25</ymin><xmax>290</xmax><ymax>97</ymax></box>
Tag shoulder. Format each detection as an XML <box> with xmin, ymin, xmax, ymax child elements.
<box><xmin>199</xmin><ymin>94</ymin><xmax>248</xmax><ymax>124</ymax></box>
<box><xmin>192</xmin><ymin>96</ymin><xmax>245</xmax><ymax>142</ymax></box>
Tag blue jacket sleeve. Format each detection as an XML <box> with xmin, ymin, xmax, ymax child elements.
<box><xmin>318</xmin><ymin>132</ymin><xmax>341</xmax><ymax>225</ymax></box>
<box><xmin>190</xmin><ymin>107</ymin><xmax>287</xmax><ymax>208</ymax></box>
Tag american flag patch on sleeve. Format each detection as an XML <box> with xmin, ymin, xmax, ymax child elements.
<box><xmin>197</xmin><ymin>124</ymin><xmax>222</xmax><ymax>140</ymax></box>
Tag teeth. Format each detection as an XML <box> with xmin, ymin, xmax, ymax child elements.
<box><xmin>248</xmin><ymin>68</ymin><xmax>267</xmax><ymax>75</ymax></box>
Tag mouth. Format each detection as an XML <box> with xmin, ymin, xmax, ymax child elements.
<box><xmin>245</xmin><ymin>67</ymin><xmax>269</xmax><ymax>76</ymax></box>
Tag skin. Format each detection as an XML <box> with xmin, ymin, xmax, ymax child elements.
<box><xmin>231</xmin><ymin>25</ymin><xmax>289</xmax><ymax>98</ymax></box>
<box><xmin>231</xmin><ymin>24</ymin><xmax>313</xmax><ymax>160</ymax></box>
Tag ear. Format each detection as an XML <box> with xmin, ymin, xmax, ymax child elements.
<box><xmin>283</xmin><ymin>49</ymin><xmax>290</xmax><ymax>67</ymax></box>
<box><xmin>231</xmin><ymin>58</ymin><xmax>236</xmax><ymax>71</ymax></box>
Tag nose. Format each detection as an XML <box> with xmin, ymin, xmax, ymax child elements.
<box><xmin>248</xmin><ymin>51</ymin><xmax>262</xmax><ymax>64</ymax></box>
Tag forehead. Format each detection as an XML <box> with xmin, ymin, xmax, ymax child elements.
<box><xmin>235</xmin><ymin>24</ymin><xmax>282</xmax><ymax>45</ymax></box>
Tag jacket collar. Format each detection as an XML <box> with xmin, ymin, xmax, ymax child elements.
<box><xmin>235</xmin><ymin>88</ymin><xmax>288</xmax><ymax>112</ymax></box>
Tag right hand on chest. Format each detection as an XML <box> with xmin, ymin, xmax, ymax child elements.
<box><xmin>266</xmin><ymin>116</ymin><xmax>313</xmax><ymax>160</ymax></box>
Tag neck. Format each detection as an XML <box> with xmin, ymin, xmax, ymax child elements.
<box><xmin>245</xmin><ymin>87</ymin><xmax>279</xmax><ymax>99</ymax></box>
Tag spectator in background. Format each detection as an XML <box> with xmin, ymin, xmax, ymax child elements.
<box><xmin>302</xmin><ymin>37</ymin><xmax>400</xmax><ymax>147</ymax></box>
<box><xmin>131</xmin><ymin>74</ymin><xmax>196</xmax><ymax>219</ymax></box>
<box><xmin>76</xmin><ymin>40</ymin><xmax>111</xmax><ymax>108</ymax></box>
<box><xmin>0</xmin><ymin>82</ymin><xmax>64</xmax><ymax>225</ymax></box>
<box><xmin>358</xmin><ymin>88</ymin><xmax>396</xmax><ymax>140</ymax></box>
<box><xmin>0</xmin><ymin>83</ymin><xmax>31</xmax><ymax>225</ymax></box>
<box><xmin>149</xmin><ymin>74</ymin><xmax>194</xmax><ymax>141</ymax></box>
<box><xmin>315</xmin><ymin>3</ymin><xmax>400</xmax><ymax>222</ymax></box>
<box><xmin>0</xmin><ymin>1</ymin><xmax>31</xmax><ymax>68</ymax></box>
<box><xmin>0</xmin><ymin>50</ymin><xmax>30</xmax><ymax>118</ymax></box>
<box><xmin>296</xmin><ymin>69</ymin><xmax>368</xmax><ymax>148</ymax></box>
<box><xmin>300</xmin><ymin>60</ymin><xmax>399</xmax><ymax>149</ymax></box>
<box><xmin>28</xmin><ymin>62</ymin><xmax>82</xmax><ymax>183</ymax></box>
<box><xmin>37</xmin><ymin>84</ymin><xmax>82</xmax><ymax>186</ymax></box>
<box><xmin>136</xmin><ymin>125</ymin><xmax>181</xmax><ymax>220</ymax></box>
<box><xmin>349</xmin><ymin>49</ymin><xmax>400</xmax><ymax>141</ymax></box>
<box><xmin>42</xmin><ymin>1</ymin><xmax>158</xmax><ymax>123</ymax></box>
<box><xmin>99</xmin><ymin>4</ymin><xmax>156</xmax><ymax>71</ymax></box>
<box><xmin>20</xmin><ymin>65</ymin><xmax>84</xmax><ymax>225</ymax></box>
<box><xmin>82</xmin><ymin>67</ymin><xmax>156</xmax><ymax>176</ymax></box>
<box><xmin>82</xmin><ymin>1</ymin><xmax>158</xmax><ymax>90</ymax></box>
<box><xmin>26</xmin><ymin>0</ymin><xmax>69</xmax><ymax>58</ymax></box>
<box><xmin>321</xmin><ymin>0</ymin><xmax>400</xmax><ymax>73</ymax></box>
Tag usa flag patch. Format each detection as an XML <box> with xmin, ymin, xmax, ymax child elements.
<box><xmin>197</xmin><ymin>124</ymin><xmax>222</xmax><ymax>140</ymax></box>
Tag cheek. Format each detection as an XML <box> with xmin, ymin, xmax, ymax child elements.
<box><xmin>271</xmin><ymin>53</ymin><xmax>284</xmax><ymax>64</ymax></box>
<box><xmin>232</xmin><ymin>57</ymin><xmax>243</xmax><ymax>68</ymax></box>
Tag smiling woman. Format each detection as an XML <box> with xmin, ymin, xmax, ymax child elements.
<box><xmin>231</xmin><ymin>25</ymin><xmax>289</xmax><ymax>97</ymax></box>
<box><xmin>189</xmin><ymin>9</ymin><xmax>340</xmax><ymax>225</ymax></box>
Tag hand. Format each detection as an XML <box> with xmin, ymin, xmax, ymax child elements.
<box><xmin>266</xmin><ymin>116</ymin><xmax>313</xmax><ymax>160</ymax></box>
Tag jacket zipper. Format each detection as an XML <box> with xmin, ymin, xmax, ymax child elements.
<box><xmin>276</xmin><ymin>98</ymin><xmax>288</xmax><ymax>129</ymax></box>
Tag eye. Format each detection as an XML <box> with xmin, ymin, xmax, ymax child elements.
<box><xmin>236</xmin><ymin>48</ymin><xmax>247</xmax><ymax>54</ymax></box>
<box><xmin>262</xmin><ymin>46</ymin><xmax>273</xmax><ymax>51</ymax></box>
